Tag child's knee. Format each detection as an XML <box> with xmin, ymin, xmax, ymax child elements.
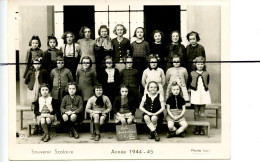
<box><xmin>151</xmin><ymin>116</ymin><xmax>158</xmax><ymax>124</ymax></box>
<box><xmin>70</xmin><ymin>114</ymin><xmax>77</xmax><ymax>122</ymax></box>
<box><xmin>127</xmin><ymin>118</ymin><xmax>133</xmax><ymax>124</ymax></box>
<box><xmin>46</xmin><ymin>118</ymin><xmax>51</xmax><ymax>124</ymax></box>
<box><xmin>167</xmin><ymin>121</ymin><xmax>174</xmax><ymax>129</ymax></box>
<box><xmin>62</xmin><ymin>114</ymin><xmax>69</xmax><ymax>121</ymax></box>
<box><xmin>181</xmin><ymin>121</ymin><xmax>188</xmax><ymax>129</ymax></box>
<box><xmin>100</xmin><ymin>116</ymin><xmax>106</xmax><ymax>125</ymax></box>
<box><xmin>143</xmin><ymin>115</ymin><xmax>150</xmax><ymax>122</ymax></box>
<box><xmin>40</xmin><ymin>118</ymin><xmax>46</xmax><ymax>124</ymax></box>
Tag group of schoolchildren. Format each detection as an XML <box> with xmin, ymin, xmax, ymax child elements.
<box><xmin>23</xmin><ymin>24</ymin><xmax>211</xmax><ymax>142</ymax></box>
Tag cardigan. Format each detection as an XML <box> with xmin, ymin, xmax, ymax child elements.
<box><xmin>166</xmin><ymin>67</ymin><xmax>188</xmax><ymax>87</ymax></box>
<box><xmin>112</xmin><ymin>37</ymin><xmax>131</xmax><ymax>63</ymax></box>
<box><xmin>60</xmin><ymin>95</ymin><xmax>83</xmax><ymax>114</ymax></box>
<box><xmin>120</xmin><ymin>68</ymin><xmax>139</xmax><ymax>88</ymax></box>
<box><xmin>131</xmin><ymin>40</ymin><xmax>150</xmax><ymax>57</ymax></box>
<box><xmin>24</xmin><ymin>68</ymin><xmax>49</xmax><ymax>90</ymax></box>
<box><xmin>99</xmin><ymin>68</ymin><xmax>120</xmax><ymax>85</ymax></box>
<box><xmin>112</xmin><ymin>96</ymin><xmax>136</xmax><ymax>114</ymax></box>
<box><xmin>23</xmin><ymin>48</ymin><xmax>44</xmax><ymax>78</ymax></box>
<box><xmin>43</xmin><ymin>48</ymin><xmax>63</xmax><ymax>73</ymax></box>
<box><xmin>166</xmin><ymin>95</ymin><xmax>185</xmax><ymax>110</ymax></box>
<box><xmin>190</xmin><ymin>70</ymin><xmax>210</xmax><ymax>91</ymax></box>
<box><xmin>34</xmin><ymin>96</ymin><xmax>56</xmax><ymax>116</ymax></box>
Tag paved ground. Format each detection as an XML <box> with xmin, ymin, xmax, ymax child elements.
<box><xmin>16</xmin><ymin>109</ymin><xmax>221</xmax><ymax>144</ymax></box>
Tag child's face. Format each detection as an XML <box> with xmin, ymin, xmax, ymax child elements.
<box><xmin>172</xmin><ymin>57</ymin><xmax>180</xmax><ymax>68</ymax></box>
<box><xmin>148</xmin><ymin>82</ymin><xmax>158</xmax><ymax>94</ymax></box>
<box><xmin>116</xmin><ymin>26</ymin><xmax>124</xmax><ymax>37</ymax></box>
<box><xmin>196</xmin><ymin>62</ymin><xmax>204</xmax><ymax>71</ymax></box>
<box><xmin>41</xmin><ymin>87</ymin><xmax>49</xmax><ymax>97</ymax></box>
<box><xmin>95</xmin><ymin>88</ymin><xmax>103</xmax><ymax>97</ymax></box>
<box><xmin>120</xmin><ymin>87</ymin><xmax>128</xmax><ymax>98</ymax></box>
<box><xmin>66</xmin><ymin>33</ymin><xmax>73</xmax><ymax>44</ymax></box>
<box><xmin>84</xmin><ymin>28</ymin><xmax>91</xmax><ymax>39</ymax></box>
<box><xmin>57</xmin><ymin>60</ymin><xmax>64</xmax><ymax>69</ymax></box>
<box><xmin>154</xmin><ymin>33</ymin><xmax>162</xmax><ymax>43</ymax></box>
<box><xmin>82</xmin><ymin>59</ymin><xmax>90</xmax><ymax>69</ymax></box>
<box><xmin>125</xmin><ymin>58</ymin><xmax>133</xmax><ymax>69</ymax></box>
<box><xmin>171</xmin><ymin>85</ymin><xmax>180</xmax><ymax>96</ymax></box>
<box><xmin>31</xmin><ymin>40</ymin><xmax>39</xmax><ymax>49</ymax></box>
<box><xmin>100</xmin><ymin>28</ymin><xmax>108</xmax><ymax>38</ymax></box>
<box><xmin>105</xmin><ymin>58</ymin><xmax>113</xmax><ymax>68</ymax></box>
<box><xmin>136</xmin><ymin>28</ymin><xmax>144</xmax><ymax>39</ymax></box>
<box><xmin>171</xmin><ymin>32</ymin><xmax>179</xmax><ymax>43</ymax></box>
<box><xmin>150</xmin><ymin>58</ymin><xmax>158</xmax><ymax>69</ymax></box>
<box><xmin>189</xmin><ymin>34</ymin><xmax>197</xmax><ymax>46</ymax></box>
<box><xmin>68</xmin><ymin>85</ymin><xmax>76</xmax><ymax>96</ymax></box>
<box><xmin>33</xmin><ymin>60</ymin><xmax>41</xmax><ymax>70</ymax></box>
<box><xmin>49</xmin><ymin>39</ymin><xmax>56</xmax><ymax>49</ymax></box>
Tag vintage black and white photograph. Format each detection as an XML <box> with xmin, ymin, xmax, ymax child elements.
<box><xmin>8</xmin><ymin>0</ymin><xmax>230</xmax><ymax>160</ymax></box>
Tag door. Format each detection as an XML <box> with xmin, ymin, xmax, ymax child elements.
<box><xmin>64</xmin><ymin>6</ymin><xmax>95</xmax><ymax>41</ymax></box>
<box><xmin>144</xmin><ymin>6</ymin><xmax>180</xmax><ymax>44</ymax></box>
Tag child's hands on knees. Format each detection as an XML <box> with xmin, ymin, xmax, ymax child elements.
<box><xmin>65</xmin><ymin>111</ymin><xmax>72</xmax><ymax>115</ymax></box>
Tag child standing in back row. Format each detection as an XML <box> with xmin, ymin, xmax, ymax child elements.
<box><xmin>190</xmin><ymin>56</ymin><xmax>211</xmax><ymax>135</ymax></box>
<box><xmin>131</xmin><ymin>27</ymin><xmax>150</xmax><ymax>94</ymax></box>
<box><xmin>23</xmin><ymin>35</ymin><xmax>44</xmax><ymax>78</ymax></box>
<box><xmin>186</xmin><ymin>31</ymin><xmax>206</xmax><ymax>74</ymax></box>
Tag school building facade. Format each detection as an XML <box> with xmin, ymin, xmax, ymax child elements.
<box><xmin>15</xmin><ymin>5</ymin><xmax>221</xmax><ymax>106</ymax></box>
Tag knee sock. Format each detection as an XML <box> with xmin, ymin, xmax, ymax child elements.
<box><xmin>94</xmin><ymin>123</ymin><xmax>100</xmax><ymax>134</ymax></box>
<box><xmin>147</xmin><ymin>123</ymin><xmax>156</xmax><ymax>132</ymax></box>
<box><xmin>41</xmin><ymin>123</ymin><xmax>49</xmax><ymax>134</ymax></box>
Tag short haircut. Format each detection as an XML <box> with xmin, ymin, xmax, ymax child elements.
<box><xmin>47</xmin><ymin>34</ymin><xmax>58</xmax><ymax>47</ymax></box>
<box><xmin>192</xmin><ymin>56</ymin><xmax>206</xmax><ymax>70</ymax></box>
<box><xmin>29</xmin><ymin>35</ymin><xmax>41</xmax><ymax>48</ymax></box>
<box><xmin>80</xmin><ymin>56</ymin><xmax>93</xmax><ymax>67</ymax></box>
<box><xmin>98</xmin><ymin>25</ymin><xmax>109</xmax><ymax>36</ymax></box>
<box><xmin>65</xmin><ymin>82</ymin><xmax>78</xmax><ymax>93</ymax></box>
<box><xmin>133</xmin><ymin>27</ymin><xmax>145</xmax><ymax>37</ymax></box>
<box><xmin>61</xmin><ymin>31</ymin><xmax>76</xmax><ymax>44</ymax></box>
<box><xmin>170</xmin><ymin>30</ymin><xmax>182</xmax><ymax>43</ymax></box>
<box><xmin>151</xmin><ymin>30</ymin><xmax>164</xmax><ymax>41</ymax></box>
<box><xmin>147</xmin><ymin>81</ymin><xmax>159</xmax><ymax>92</ymax></box>
<box><xmin>104</xmin><ymin>55</ymin><xmax>115</xmax><ymax>68</ymax></box>
<box><xmin>186</xmin><ymin>31</ymin><xmax>201</xmax><ymax>42</ymax></box>
<box><xmin>56</xmin><ymin>56</ymin><xmax>64</xmax><ymax>62</ymax></box>
<box><xmin>79</xmin><ymin>26</ymin><xmax>93</xmax><ymax>38</ymax></box>
<box><xmin>113</xmin><ymin>24</ymin><xmax>127</xmax><ymax>35</ymax></box>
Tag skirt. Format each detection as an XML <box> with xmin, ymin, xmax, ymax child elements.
<box><xmin>36</xmin><ymin>114</ymin><xmax>55</xmax><ymax>125</ymax></box>
<box><xmin>27</xmin><ymin>80</ymin><xmax>40</xmax><ymax>103</ymax></box>
<box><xmin>115</xmin><ymin>112</ymin><xmax>135</xmax><ymax>123</ymax></box>
<box><xmin>190</xmin><ymin>77</ymin><xmax>211</xmax><ymax>105</ymax></box>
<box><xmin>166</xmin><ymin>109</ymin><xmax>186</xmax><ymax>122</ymax></box>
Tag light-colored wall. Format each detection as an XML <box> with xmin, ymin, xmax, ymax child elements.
<box><xmin>186</xmin><ymin>6</ymin><xmax>221</xmax><ymax>103</ymax></box>
<box><xmin>19</xmin><ymin>6</ymin><xmax>54</xmax><ymax>106</ymax></box>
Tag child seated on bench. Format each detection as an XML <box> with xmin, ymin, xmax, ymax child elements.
<box><xmin>166</xmin><ymin>81</ymin><xmax>188</xmax><ymax>138</ymax></box>
<box><xmin>85</xmin><ymin>84</ymin><xmax>112</xmax><ymax>141</ymax></box>
<box><xmin>139</xmin><ymin>81</ymin><xmax>165</xmax><ymax>142</ymax></box>
<box><xmin>60</xmin><ymin>82</ymin><xmax>83</xmax><ymax>139</ymax></box>
<box><xmin>113</xmin><ymin>84</ymin><xmax>136</xmax><ymax>125</ymax></box>
<box><xmin>34</xmin><ymin>83</ymin><xmax>55</xmax><ymax>142</ymax></box>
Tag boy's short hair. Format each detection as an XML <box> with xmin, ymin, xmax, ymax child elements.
<box><xmin>65</xmin><ymin>82</ymin><xmax>78</xmax><ymax>93</ymax></box>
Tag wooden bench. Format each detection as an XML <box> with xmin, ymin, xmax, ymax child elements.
<box><xmin>185</xmin><ymin>103</ymin><xmax>220</xmax><ymax>128</ymax></box>
<box><xmin>17</xmin><ymin>106</ymin><xmax>32</xmax><ymax>130</ymax></box>
<box><xmin>187</xmin><ymin>120</ymin><xmax>210</xmax><ymax>138</ymax></box>
<box><xmin>27</xmin><ymin>120</ymin><xmax>60</xmax><ymax>136</ymax></box>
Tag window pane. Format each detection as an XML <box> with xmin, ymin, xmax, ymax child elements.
<box><xmin>109</xmin><ymin>4</ymin><xmax>129</xmax><ymax>11</ymax></box>
<box><xmin>95</xmin><ymin>5</ymin><xmax>108</xmax><ymax>11</ymax></box>
<box><xmin>130</xmin><ymin>5</ymin><xmax>143</xmax><ymax>10</ymax></box>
